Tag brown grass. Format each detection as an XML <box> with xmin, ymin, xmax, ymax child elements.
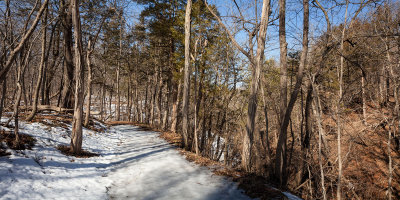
<box><xmin>57</xmin><ymin>145</ymin><xmax>99</xmax><ymax>158</ymax></box>
<box><xmin>0</xmin><ymin>130</ymin><xmax>36</xmax><ymax>151</ymax></box>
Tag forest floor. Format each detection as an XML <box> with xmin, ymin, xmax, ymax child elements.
<box><xmin>0</xmin><ymin>115</ymin><xmax>255</xmax><ymax>200</ymax></box>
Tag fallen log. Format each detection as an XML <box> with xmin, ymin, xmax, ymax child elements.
<box><xmin>36</xmin><ymin>105</ymin><xmax>73</xmax><ymax>112</ymax></box>
<box><xmin>20</xmin><ymin>105</ymin><xmax>102</xmax><ymax>115</ymax></box>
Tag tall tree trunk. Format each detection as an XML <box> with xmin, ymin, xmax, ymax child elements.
<box><xmin>362</xmin><ymin>75</ymin><xmax>367</xmax><ymax>123</ymax></box>
<box><xmin>387</xmin><ymin>121</ymin><xmax>393</xmax><ymax>200</ymax></box>
<box><xmin>162</xmin><ymin>81</ymin><xmax>170</xmax><ymax>130</ymax></box>
<box><xmin>12</xmin><ymin>30</ymin><xmax>34</xmax><ymax>145</ymax></box>
<box><xmin>100</xmin><ymin>81</ymin><xmax>105</xmax><ymax>120</ymax></box>
<box><xmin>171</xmin><ymin>76</ymin><xmax>182</xmax><ymax>133</ymax></box>
<box><xmin>150</xmin><ymin>72</ymin><xmax>157</xmax><ymax>125</ymax></box>
<box><xmin>312</xmin><ymin>82</ymin><xmax>327</xmax><ymax>200</ymax></box>
<box><xmin>157</xmin><ymin>64</ymin><xmax>163</xmax><ymax>127</ymax></box>
<box><xmin>0</xmin><ymin>79</ymin><xmax>6</xmax><ymax>120</ymax></box>
<box><xmin>0</xmin><ymin>0</ymin><xmax>49</xmax><ymax>84</ymax></box>
<box><xmin>182</xmin><ymin>0</ymin><xmax>192</xmax><ymax>148</ymax></box>
<box><xmin>60</xmin><ymin>0</ymin><xmax>74</xmax><ymax>109</ymax></box>
<box><xmin>193</xmin><ymin>58</ymin><xmax>199</xmax><ymax>155</ymax></box>
<box><xmin>275</xmin><ymin>0</ymin><xmax>309</xmax><ymax>187</ymax></box>
<box><xmin>12</xmin><ymin>55</ymin><xmax>25</xmax><ymax>145</ymax></box>
<box><xmin>336</xmin><ymin>2</ymin><xmax>349</xmax><ymax>198</ymax></box>
<box><xmin>109</xmin><ymin>90</ymin><xmax>113</xmax><ymax>120</ymax></box>
<box><xmin>242</xmin><ymin>0</ymin><xmax>271</xmax><ymax>172</ymax></box>
<box><xmin>26</xmin><ymin>4</ymin><xmax>48</xmax><ymax>121</ymax></box>
<box><xmin>70</xmin><ymin>0</ymin><xmax>84</xmax><ymax>154</ymax></box>
<box><xmin>116</xmin><ymin>14</ymin><xmax>123</xmax><ymax>121</ymax></box>
<box><xmin>127</xmin><ymin>74</ymin><xmax>132</xmax><ymax>121</ymax></box>
<box><xmin>84</xmin><ymin>18</ymin><xmax>104</xmax><ymax>126</ymax></box>
<box><xmin>44</xmin><ymin>23</ymin><xmax>60</xmax><ymax>105</ymax></box>
<box><xmin>144</xmin><ymin>73</ymin><xmax>150</xmax><ymax>123</ymax></box>
<box><xmin>279</xmin><ymin>0</ymin><xmax>288</xmax><ymax>124</ymax></box>
<box><xmin>295</xmin><ymin>83</ymin><xmax>313</xmax><ymax>186</ymax></box>
<box><xmin>84</xmin><ymin>39</ymin><xmax>93</xmax><ymax>127</ymax></box>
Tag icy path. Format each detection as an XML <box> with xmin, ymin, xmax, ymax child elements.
<box><xmin>107</xmin><ymin>126</ymin><xmax>249</xmax><ymax>200</ymax></box>
<box><xmin>0</xmin><ymin>122</ymin><xmax>250</xmax><ymax>200</ymax></box>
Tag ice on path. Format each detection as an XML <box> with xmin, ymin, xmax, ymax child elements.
<box><xmin>0</xmin><ymin>122</ymin><xmax>250</xmax><ymax>200</ymax></box>
<box><xmin>107</xmin><ymin>126</ymin><xmax>250</xmax><ymax>200</ymax></box>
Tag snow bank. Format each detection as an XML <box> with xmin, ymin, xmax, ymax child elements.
<box><xmin>0</xmin><ymin>120</ymin><xmax>251</xmax><ymax>200</ymax></box>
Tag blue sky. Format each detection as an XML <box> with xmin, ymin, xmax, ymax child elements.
<box><xmin>122</xmin><ymin>0</ymin><xmax>382</xmax><ymax>62</ymax></box>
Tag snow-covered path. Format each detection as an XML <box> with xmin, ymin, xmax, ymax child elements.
<box><xmin>107</xmin><ymin>126</ymin><xmax>249</xmax><ymax>200</ymax></box>
<box><xmin>0</xmin><ymin>122</ymin><xmax>250</xmax><ymax>200</ymax></box>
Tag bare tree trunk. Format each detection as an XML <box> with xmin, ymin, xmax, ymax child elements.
<box><xmin>0</xmin><ymin>0</ymin><xmax>49</xmax><ymax>84</ymax></box>
<box><xmin>312</xmin><ymin>82</ymin><xmax>327</xmax><ymax>200</ymax></box>
<box><xmin>295</xmin><ymin>83</ymin><xmax>313</xmax><ymax>186</ymax></box>
<box><xmin>100</xmin><ymin>82</ymin><xmax>105</xmax><ymax>120</ymax></box>
<box><xmin>0</xmin><ymin>80</ymin><xmax>6</xmax><ymax>120</ymax></box>
<box><xmin>11</xmin><ymin>30</ymin><xmax>35</xmax><ymax>144</ymax></box>
<box><xmin>13</xmin><ymin>76</ymin><xmax>22</xmax><ymax>145</ymax></box>
<box><xmin>182</xmin><ymin>0</ymin><xmax>192</xmax><ymax>148</ymax></box>
<box><xmin>26</xmin><ymin>5</ymin><xmax>47</xmax><ymax>121</ymax></box>
<box><xmin>162</xmin><ymin>83</ymin><xmax>169</xmax><ymax>130</ymax></box>
<box><xmin>241</xmin><ymin>0</ymin><xmax>271</xmax><ymax>172</ymax></box>
<box><xmin>0</xmin><ymin>1</ymin><xmax>10</xmax><ymax>118</ymax></box>
<box><xmin>12</xmin><ymin>59</ymin><xmax>24</xmax><ymax>145</ymax></box>
<box><xmin>157</xmin><ymin>64</ymin><xmax>163</xmax><ymax>127</ymax></box>
<box><xmin>336</xmin><ymin>2</ymin><xmax>349</xmax><ymax>198</ymax></box>
<box><xmin>194</xmin><ymin>57</ymin><xmax>199</xmax><ymax>155</ymax></box>
<box><xmin>127</xmin><ymin>75</ymin><xmax>132</xmax><ymax>121</ymax></box>
<box><xmin>70</xmin><ymin>0</ymin><xmax>84</xmax><ymax>154</ymax></box>
<box><xmin>260</xmin><ymin>77</ymin><xmax>271</xmax><ymax>157</ymax></box>
<box><xmin>109</xmin><ymin>90</ymin><xmax>113</xmax><ymax>120</ymax></box>
<box><xmin>44</xmin><ymin>24</ymin><xmax>60</xmax><ymax>106</ymax></box>
<box><xmin>279</xmin><ymin>0</ymin><xmax>288</xmax><ymax>124</ymax></box>
<box><xmin>387</xmin><ymin>121</ymin><xmax>393</xmax><ymax>200</ymax></box>
<box><xmin>116</xmin><ymin>14</ymin><xmax>123</xmax><ymax>121</ymax></box>
<box><xmin>362</xmin><ymin>75</ymin><xmax>367</xmax><ymax>123</ymax></box>
<box><xmin>150</xmin><ymin>72</ymin><xmax>157</xmax><ymax>126</ymax></box>
<box><xmin>84</xmin><ymin>18</ymin><xmax>104</xmax><ymax>126</ymax></box>
<box><xmin>275</xmin><ymin>0</ymin><xmax>309</xmax><ymax>187</ymax></box>
<box><xmin>60</xmin><ymin>0</ymin><xmax>74</xmax><ymax>109</ymax></box>
<box><xmin>83</xmin><ymin>40</ymin><xmax>93</xmax><ymax>127</ymax></box>
<box><xmin>171</xmin><ymin>77</ymin><xmax>182</xmax><ymax>133</ymax></box>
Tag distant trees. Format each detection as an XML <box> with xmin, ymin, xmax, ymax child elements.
<box><xmin>182</xmin><ymin>0</ymin><xmax>192</xmax><ymax>149</ymax></box>
<box><xmin>1</xmin><ymin>0</ymin><xmax>49</xmax><ymax>145</ymax></box>
<box><xmin>1</xmin><ymin>0</ymin><xmax>400</xmax><ymax>199</ymax></box>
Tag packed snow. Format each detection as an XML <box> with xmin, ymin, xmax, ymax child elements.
<box><xmin>0</xmin><ymin>120</ymin><xmax>251</xmax><ymax>200</ymax></box>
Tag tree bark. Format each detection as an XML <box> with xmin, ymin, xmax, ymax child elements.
<box><xmin>362</xmin><ymin>75</ymin><xmax>367</xmax><ymax>123</ymax></box>
<box><xmin>387</xmin><ymin>121</ymin><xmax>393</xmax><ymax>200</ymax></box>
<box><xmin>311</xmin><ymin>82</ymin><xmax>327</xmax><ymax>200</ymax></box>
<box><xmin>336</xmin><ymin>2</ymin><xmax>349</xmax><ymax>198</ymax></box>
<box><xmin>84</xmin><ymin>18</ymin><xmax>104</xmax><ymax>126</ymax></box>
<box><xmin>171</xmin><ymin>74</ymin><xmax>182</xmax><ymax>133</ymax></box>
<box><xmin>26</xmin><ymin>4</ymin><xmax>48</xmax><ymax>121</ymax></box>
<box><xmin>182</xmin><ymin>0</ymin><xmax>192</xmax><ymax>148</ymax></box>
<box><xmin>241</xmin><ymin>0</ymin><xmax>271</xmax><ymax>172</ymax></box>
<box><xmin>116</xmin><ymin>13</ymin><xmax>123</xmax><ymax>121</ymax></box>
<box><xmin>279</xmin><ymin>0</ymin><xmax>288</xmax><ymax>124</ymax></box>
<box><xmin>83</xmin><ymin>39</ymin><xmax>93</xmax><ymax>127</ymax></box>
<box><xmin>60</xmin><ymin>0</ymin><xmax>74</xmax><ymax>109</ymax></box>
<box><xmin>0</xmin><ymin>0</ymin><xmax>49</xmax><ymax>84</ymax></box>
<box><xmin>275</xmin><ymin>0</ymin><xmax>309</xmax><ymax>187</ymax></box>
<box><xmin>70</xmin><ymin>0</ymin><xmax>84</xmax><ymax>154</ymax></box>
